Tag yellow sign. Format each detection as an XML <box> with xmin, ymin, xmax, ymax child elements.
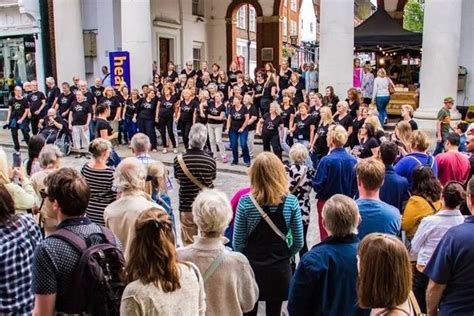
<box><xmin>465</xmin><ymin>106</ymin><xmax>474</xmax><ymax>123</ymax></box>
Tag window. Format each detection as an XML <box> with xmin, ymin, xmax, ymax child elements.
<box><xmin>192</xmin><ymin>0</ymin><xmax>204</xmax><ymax>16</ymax></box>
<box><xmin>310</xmin><ymin>22</ymin><xmax>313</xmax><ymax>33</ymax></box>
<box><xmin>284</xmin><ymin>0</ymin><xmax>287</xmax><ymax>7</ymax></box>
<box><xmin>193</xmin><ymin>46</ymin><xmax>202</xmax><ymax>70</ymax></box>
<box><xmin>249</xmin><ymin>7</ymin><xmax>256</xmax><ymax>32</ymax></box>
<box><xmin>291</xmin><ymin>0</ymin><xmax>297</xmax><ymax>12</ymax></box>
<box><xmin>282</xmin><ymin>16</ymin><xmax>287</xmax><ymax>37</ymax></box>
<box><xmin>237</xmin><ymin>6</ymin><xmax>246</xmax><ymax>29</ymax></box>
<box><xmin>291</xmin><ymin>20</ymin><xmax>297</xmax><ymax>36</ymax></box>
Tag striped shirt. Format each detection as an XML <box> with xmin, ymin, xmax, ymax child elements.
<box><xmin>233</xmin><ymin>194</ymin><xmax>304</xmax><ymax>257</ymax></box>
<box><xmin>173</xmin><ymin>149</ymin><xmax>216</xmax><ymax>212</ymax></box>
<box><xmin>81</xmin><ymin>163</ymin><xmax>116</xmax><ymax>226</ymax></box>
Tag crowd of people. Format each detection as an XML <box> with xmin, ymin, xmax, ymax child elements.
<box><xmin>1</xmin><ymin>59</ymin><xmax>474</xmax><ymax>316</ymax></box>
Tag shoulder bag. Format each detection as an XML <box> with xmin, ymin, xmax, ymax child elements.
<box><xmin>249</xmin><ymin>194</ymin><xmax>287</xmax><ymax>241</ymax></box>
<box><xmin>202</xmin><ymin>251</ymin><xmax>226</xmax><ymax>283</ymax></box>
<box><xmin>177</xmin><ymin>154</ymin><xmax>207</xmax><ymax>190</ymax></box>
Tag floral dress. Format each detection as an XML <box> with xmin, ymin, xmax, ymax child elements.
<box><xmin>286</xmin><ymin>163</ymin><xmax>315</xmax><ymax>226</ymax></box>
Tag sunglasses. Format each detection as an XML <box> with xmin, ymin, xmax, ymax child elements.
<box><xmin>39</xmin><ymin>188</ymin><xmax>48</xmax><ymax>199</ymax></box>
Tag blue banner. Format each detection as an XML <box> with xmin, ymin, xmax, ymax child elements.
<box><xmin>109</xmin><ymin>51</ymin><xmax>131</xmax><ymax>89</ymax></box>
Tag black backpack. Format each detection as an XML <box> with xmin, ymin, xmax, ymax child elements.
<box><xmin>50</xmin><ymin>226</ymin><xmax>125</xmax><ymax>316</ymax></box>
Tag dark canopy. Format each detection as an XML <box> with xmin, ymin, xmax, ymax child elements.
<box><xmin>354</xmin><ymin>9</ymin><xmax>422</xmax><ymax>48</ymax></box>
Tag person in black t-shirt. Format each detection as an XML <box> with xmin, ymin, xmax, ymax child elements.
<box><xmin>289</xmin><ymin>73</ymin><xmax>306</xmax><ymax>106</ymax></box>
<box><xmin>28</xmin><ymin>80</ymin><xmax>46</xmax><ymax>135</ymax></box>
<box><xmin>261</xmin><ymin>74</ymin><xmax>277</xmax><ymax>115</ymax></box>
<box><xmin>45</xmin><ymin>77</ymin><xmax>60</xmax><ymax>112</ymax></box>
<box><xmin>217</xmin><ymin>71</ymin><xmax>230</xmax><ymax>102</ymax></box>
<box><xmin>136</xmin><ymin>89</ymin><xmax>158</xmax><ymax>150</ymax></box>
<box><xmin>278</xmin><ymin>61</ymin><xmax>293</xmax><ymax>95</ymax></box>
<box><xmin>56</xmin><ymin>82</ymin><xmax>75</xmax><ymax>119</ymax></box>
<box><xmin>333</xmin><ymin>101</ymin><xmax>353</xmax><ymax>146</ymax></box>
<box><xmin>123</xmin><ymin>89</ymin><xmax>141</xmax><ymax>142</ymax></box>
<box><xmin>228</xmin><ymin>61</ymin><xmax>242</xmax><ymax>86</ymax></box>
<box><xmin>70</xmin><ymin>76</ymin><xmax>80</xmax><ymax>95</ymax></box>
<box><xmin>163</xmin><ymin>62</ymin><xmax>179</xmax><ymax>84</ymax></box>
<box><xmin>100</xmin><ymin>87</ymin><xmax>121</xmax><ymax>146</ymax></box>
<box><xmin>196</xmin><ymin>71</ymin><xmax>212</xmax><ymax>92</ymax></box>
<box><xmin>258</xmin><ymin>102</ymin><xmax>284</xmax><ymax>160</ymax></box>
<box><xmin>280</xmin><ymin>93</ymin><xmax>296</xmax><ymax>154</ymax></box>
<box><xmin>291</xmin><ymin>103</ymin><xmax>315</xmax><ymax>146</ymax></box>
<box><xmin>207</xmin><ymin>91</ymin><xmax>228</xmax><ymax>162</ymax></box>
<box><xmin>346</xmin><ymin>88</ymin><xmax>360</xmax><ymax>119</ymax></box>
<box><xmin>7</xmin><ymin>86</ymin><xmax>30</xmax><ymax>151</ymax></box>
<box><xmin>69</xmin><ymin>90</ymin><xmax>91</xmax><ymax>155</ymax></box>
<box><xmin>311</xmin><ymin>106</ymin><xmax>335</xmax><ymax>166</ymax></box>
<box><xmin>196</xmin><ymin>61</ymin><xmax>209</xmax><ymax>84</ymax></box>
<box><xmin>226</xmin><ymin>95</ymin><xmax>250</xmax><ymax>166</ymax></box>
<box><xmin>244</xmin><ymin>95</ymin><xmax>259</xmax><ymax>157</ymax></box>
<box><xmin>38</xmin><ymin>108</ymin><xmax>63</xmax><ymax>144</ymax></box>
<box><xmin>157</xmin><ymin>86</ymin><xmax>178</xmax><ymax>153</ymax></box>
<box><xmin>181</xmin><ymin>62</ymin><xmax>197</xmax><ymax>83</ymax></box>
<box><xmin>210</xmin><ymin>63</ymin><xmax>220</xmax><ymax>83</ymax></box>
<box><xmin>90</xmin><ymin>78</ymin><xmax>104</xmax><ymax>105</ymax></box>
<box><xmin>253</xmin><ymin>72</ymin><xmax>265</xmax><ymax>116</ymax></box>
<box><xmin>352</xmin><ymin>122</ymin><xmax>379</xmax><ymax>158</ymax></box>
<box><xmin>177</xmin><ymin>89</ymin><xmax>197</xmax><ymax>150</ymax></box>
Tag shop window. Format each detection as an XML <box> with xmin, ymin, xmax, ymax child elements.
<box><xmin>291</xmin><ymin>0</ymin><xmax>297</xmax><ymax>12</ymax></box>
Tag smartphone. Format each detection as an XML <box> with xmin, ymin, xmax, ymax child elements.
<box><xmin>13</xmin><ymin>152</ymin><xmax>21</xmax><ymax>168</ymax></box>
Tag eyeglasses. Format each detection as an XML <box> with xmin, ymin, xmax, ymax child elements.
<box><xmin>39</xmin><ymin>188</ymin><xmax>48</xmax><ymax>199</ymax></box>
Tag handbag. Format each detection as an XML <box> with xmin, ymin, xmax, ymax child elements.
<box><xmin>387</xmin><ymin>78</ymin><xmax>395</xmax><ymax>95</ymax></box>
<box><xmin>249</xmin><ymin>194</ymin><xmax>287</xmax><ymax>241</ymax></box>
<box><xmin>177</xmin><ymin>154</ymin><xmax>208</xmax><ymax>190</ymax></box>
<box><xmin>202</xmin><ymin>251</ymin><xmax>226</xmax><ymax>283</ymax></box>
<box><xmin>408</xmin><ymin>291</ymin><xmax>423</xmax><ymax>316</ymax></box>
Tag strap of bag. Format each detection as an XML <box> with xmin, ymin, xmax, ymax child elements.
<box><xmin>249</xmin><ymin>194</ymin><xmax>287</xmax><ymax>241</ymax></box>
<box><xmin>49</xmin><ymin>228</ymin><xmax>88</xmax><ymax>253</ymax></box>
<box><xmin>409</xmin><ymin>291</ymin><xmax>422</xmax><ymax>316</ymax></box>
<box><xmin>202</xmin><ymin>251</ymin><xmax>226</xmax><ymax>283</ymax></box>
<box><xmin>177</xmin><ymin>154</ymin><xmax>207</xmax><ymax>190</ymax></box>
<box><xmin>290</xmin><ymin>166</ymin><xmax>307</xmax><ymax>194</ymax></box>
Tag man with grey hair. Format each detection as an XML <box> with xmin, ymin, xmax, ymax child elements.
<box><xmin>104</xmin><ymin>157</ymin><xmax>161</xmax><ymax>259</ymax></box>
<box><xmin>45</xmin><ymin>76</ymin><xmax>60</xmax><ymax>111</ymax></box>
<box><xmin>174</xmin><ymin>123</ymin><xmax>216</xmax><ymax>245</ymax></box>
<box><xmin>288</xmin><ymin>194</ymin><xmax>363</xmax><ymax>315</ymax></box>
<box><xmin>130</xmin><ymin>133</ymin><xmax>154</xmax><ymax>165</ymax></box>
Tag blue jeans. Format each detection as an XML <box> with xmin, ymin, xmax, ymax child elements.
<box><xmin>124</xmin><ymin>115</ymin><xmax>137</xmax><ymax>141</ymax></box>
<box><xmin>89</xmin><ymin>120</ymin><xmax>96</xmax><ymax>141</ymax></box>
<box><xmin>376</xmin><ymin>95</ymin><xmax>390</xmax><ymax>125</ymax></box>
<box><xmin>229</xmin><ymin>128</ymin><xmax>250</xmax><ymax>164</ymax></box>
<box><xmin>433</xmin><ymin>137</ymin><xmax>445</xmax><ymax>156</ymax></box>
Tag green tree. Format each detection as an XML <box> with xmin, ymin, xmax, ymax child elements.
<box><xmin>403</xmin><ymin>0</ymin><xmax>424</xmax><ymax>33</ymax></box>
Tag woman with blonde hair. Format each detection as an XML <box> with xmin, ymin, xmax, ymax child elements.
<box><xmin>346</xmin><ymin>87</ymin><xmax>360</xmax><ymax>118</ymax></box>
<box><xmin>147</xmin><ymin>161</ymin><xmax>175</xmax><ymax>230</ymax></box>
<box><xmin>258</xmin><ymin>101</ymin><xmax>284</xmax><ymax>160</ymax></box>
<box><xmin>311</xmin><ymin>106</ymin><xmax>335</xmax><ymax>165</ymax></box>
<box><xmin>261</xmin><ymin>71</ymin><xmax>278</xmax><ymax>115</ymax></box>
<box><xmin>401</xmin><ymin>104</ymin><xmax>418</xmax><ymax>131</ymax></box>
<box><xmin>365</xmin><ymin>114</ymin><xmax>387</xmax><ymax>144</ymax></box>
<box><xmin>358</xmin><ymin>233</ymin><xmax>419</xmax><ymax>315</ymax></box>
<box><xmin>234</xmin><ymin>152</ymin><xmax>303</xmax><ymax>316</ymax></box>
<box><xmin>391</xmin><ymin>121</ymin><xmax>412</xmax><ymax>158</ymax></box>
<box><xmin>207</xmin><ymin>91</ymin><xmax>228</xmax><ymax>162</ymax></box>
<box><xmin>122</xmin><ymin>88</ymin><xmax>140</xmax><ymax>142</ymax></box>
<box><xmin>121</xmin><ymin>208</ymin><xmax>206</xmax><ymax>315</ymax></box>
<box><xmin>100</xmin><ymin>86</ymin><xmax>121</xmax><ymax>138</ymax></box>
<box><xmin>177</xmin><ymin>88</ymin><xmax>198</xmax><ymax>150</ymax></box>
<box><xmin>157</xmin><ymin>85</ymin><xmax>178</xmax><ymax>153</ymax></box>
<box><xmin>333</xmin><ymin>101</ymin><xmax>353</xmax><ymax>143</ymax></box>
<box><xmin>289</xmin><ymin>72</ymin><xmax>306</xmax><ymax>105</ymax></box>
<box><xmin>280</xmin><ymin>93</ymin><xmax>296</xmax><ymax>154</ymax></box>
<box><xmin>372</xmin><ymin>68</ymin><xmax>393</xmax><ymax>125</ymax></box>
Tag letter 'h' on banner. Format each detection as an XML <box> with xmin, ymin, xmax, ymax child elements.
<box><xmin>109</xmin><ymin>51</ymin><xmax>131</xmax><ymax>89</ymax></box>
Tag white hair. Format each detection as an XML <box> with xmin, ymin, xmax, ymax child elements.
<box><xmin>131</xmin><ymin>133</ymin><xmax>151</xmax><ymax>154</ymax></box>
<box><xmin>192</xmin><ymin>189</ymin><xmax>232</xmax><ymax>233</ymax></box>
<box><xmin>114</xmin><ymin>157</ymin><xmax>147</xmax><ymax>192</ymax></box>
<box><xmin>39</xmin><ymin>145</ymin><xmax>62</xmax><ymax>168</ymax></box>
<box><xmin>46</xmin><ymin>77</ymin><xmax>55</xmax><ymax>84</ymax></box>
<box><xmin>189</xmin><ymin>123</ymin><xmax>208</xmax><ymax>149</ymax></box>
<box><xmin>289</xmin><ymin>143</ymin><xmax>308</xmax><ymax>163</ymax></box>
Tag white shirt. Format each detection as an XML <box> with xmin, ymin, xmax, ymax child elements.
<box><xmin>372</xmin><ymin>76</ymin><xmax>391</xmax><ymax>99</ymax></box>
<box><xmin>411</xmin><ymin>210</ymin><xmax>465</xmax><ymax>266</ymax></box>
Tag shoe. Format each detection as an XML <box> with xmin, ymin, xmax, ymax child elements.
<box><xmin>173</xmin><ymin>148</ymin><xmax>179</xmax><ymax>154</ymax></box>
<box><xmin>152</xmin><ymin>149</ymin><xmax>158</xmax><ymax>153</ymax></box>
<box><xmin>244</xmin><ymin>162</ymin><xmax>251</xmax><ymax>167</ymax></box>
<box><xmin>231</xmin><ymin>161</ymin><xmax>238</xmax><ymax>166</ymax></box>
<box><xmin>222</xmin><ymin>156</ymin><xmax>229</xmax><ymax>163</ymax></box>
<box><xmin>163</xmin><ymin>149</ymin><xmax>168</xmax><ymax>154</ymax></box>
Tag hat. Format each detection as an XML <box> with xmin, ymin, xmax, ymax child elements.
<box><xmin>444</xmin><ymin>97</ymin><xmax>455</xmax><ymax>103</ymax></box>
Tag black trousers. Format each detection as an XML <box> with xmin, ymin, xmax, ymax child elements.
<box><xmin>138</xmin><ymin>119</ymin><xmax>157</xmax><ymax>149</ymax></box>
<box><xmin>245</xmin><ymin>301</ymin><xmax>283</xmax><ymax>316</ymax></box>
<box><xmin>262</xmin><ymin>133</ymin><xmax>282</xmax><ymax>160</ymax></box>
<box><xmin>299</xmin><ymin>223</ymin><xmax>309</xmax><ymax>258</ymax></box>
<box><xmin>179</xmin><ymin>120</ymin><xmax>192</xmax><ymax>149</ymax></box>
<box><xmin>158</xmin><ymin>116</ymin><xmax>176</xmax><ymax>148</ymax></box>
<box><xmin>11</xmin><ymin>126</ymin><xmax>30</xmax><ymax>151</ymax></box>
<box><xmin>30</xmin><ymin>115</ymin><xmax>41</xmax><ymax>135</ymax></box>
<box><xmin>413</xmin><ymin>268</ymin><xmax>429</xmax><ymax>313</ymax></box>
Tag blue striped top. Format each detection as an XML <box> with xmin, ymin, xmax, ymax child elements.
<box><xmin>233</xmin><ymin>194</ymin><xmax>304</xmax><ymax>257</ymax></box>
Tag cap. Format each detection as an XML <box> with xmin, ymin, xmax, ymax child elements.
<box><xmin>444</xmin><ymin>96</ymin><xmax>455</xmax><ymax>103</ymax></box>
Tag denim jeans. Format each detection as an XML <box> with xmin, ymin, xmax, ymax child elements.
<box><xmin>376</xmin><ymin>95</ymin><xmax>390</xmax><ymax>125</ymax></box>
<box><xmin>433</xmin><ymin>137</ymin><xmax>445</xmax><ymax>156</ymax></box>
<box><xmin>89</xmin><ymin>120</ymin><xmax>96</xmax><ymax>141</ymax></box>
<box><xmin>123</xmin><ymin>115</ymin><xmax>137</xmax><ymax>141</ymax></box>
<box><xmin>229</xmin><ymin>128</ymin><xmax>250</xmax><ymax>164</ymax></box>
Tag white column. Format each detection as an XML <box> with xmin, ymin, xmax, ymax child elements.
<box><xmin>318</xmin><ymin>0</ymin><xmax>354</xmax><ymax>96</ymax></box>
<box><xmin>457</xmin><ymin>0</ymin><xmax>474</xmax><ymax>107</ymax></box>
<box><xmin>121</xmin><ymin>0</ymin><xmax>153</xmax><ymax>88</ymax></box>
<box><xmin>416</xmin><ymin>0</ymin><xmax>462</xmax><ymax>123</ymax></box>
<box><xmin>53</xmin><ymin>0</ymin><xmax>85</xmax><ymax>83</ymax></box>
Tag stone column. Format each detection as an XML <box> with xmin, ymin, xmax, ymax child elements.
<box><xmin>318</xmin><ymin>0</ymin><xmax>354</xmax><ymax>96</ymax></box>
<box><xmin>53</xmin><ymin>0</ymin><xmax>85</xmax><ymax>83</ymax></box>
<box><xmin>415</xmin><ymin>0</ymin><xmax>462</xmax><ymax>126</ymax></box>
<box><xmin>121</xmin><ymin>0</ymin><xmax>153</xmax><ymax>88</ymax></box>
<box><xmin>256</xmin><ymin>16</ymin><xmax>282</xmax><ymax>68</ymax></box>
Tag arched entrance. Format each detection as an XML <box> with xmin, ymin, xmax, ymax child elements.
<box><xmin>226</xmin><ymin>0</ymin><xmax>263</xmax><ymax>76</ymax></box>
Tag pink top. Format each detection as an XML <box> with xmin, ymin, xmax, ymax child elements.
<box><xmin>353</xmin><ymin>68</ymin><xmax>362</xmax><ymax>88</ymax></box>
<box><xmin>435</xmin><ymin>152</ymin><xmax>471</xmax><ymax>186</ymax></box>
<box><xmin>230</xmin><ymin>187</ymin><xmax>252</xmax><ymax>224</ymax></box>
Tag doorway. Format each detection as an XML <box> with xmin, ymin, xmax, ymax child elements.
<box><xmin>159</xmin><ymin>38</ymin><xmax>171</xmax><ymax>73</ymax></box>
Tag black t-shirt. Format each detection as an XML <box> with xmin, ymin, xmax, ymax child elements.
<box><xmin>70</xmin><ymin>85</ymin><xmax>79</xmax><ymax>95</ymax></box>
<box><xmin>375</xmin><ymin>130</ymin><xmax>385</xmax><ymax>145</ymax></box>
<box><xmin>207</xmin><ymin>102</ymin><xmax>226</xmax><ymax>124</ymax></box>
<box><xmin>346</xmin><ymin>99</ymin><xmax>360</xmax><ymax>118</ymax></box>
<box><xmin>137</xmin><ymin>98</ymin><xmax>157</xmax><ymax>121</ymax></box>
<box><xmin>254</xmin><ymin>82</ymin><xmax>264</xmax><ymax>96</ymax></box>
<box><xmin>71</xmin><ymin>101</ymin><xmax>91</xmax><ymax>126</ymax></box>
<box><xmin>314</xmin><ymin>122</ymin><xmax>333</xmax><ymax>157</ymax></box>
<box><xmin>262</xmin><ymin>113</ymin><xmax>283</xmax><ymax>136</ymax></box>
<box><xmin>175</xmin><ymin>83</ymin><xmax>185</xmax><ymax>97</ymax></box>
<box><xmin>228</xmin><ymin>70</ymin><xmax>242</xmax><ymax>86</ymax></box>
<box><xmin>179</xmin><ymin>99</ymin><xmax>197</xmax><ymax>122</ymax></box>
<box><xmin>350</xmin><ymin>117</ymin><xmax>366</xmax><ymax>148</ymax></box>
<box><xmin>90</xmin><ymin>86</ymin><xmax>104</xmax><ymax>103</ymax></box>
<box><xmin>309</xmin><ymin>106</ymin><xmax>321</xmax><ymax>128</ymax></box>
<box><xmin>262</xmin><ymin>82</ymin><xmax>276</xmax><ymax>99</ymax></box>
<box><xmin>164</xmin><ymin>70</ymin><xmax>178</xmax><ymax>82</ymax></box>
<box><xmin>217</xmin><ymin>82</ymin><xmax>230</xmax><ymax>101</ymax></box>
<box><xmin>359</xmin><ymin>137</ymin><xmax>379</xmax><ymax>158</ymax></box>
<box><xmin>197</xmin><ymin>80</ymin><xmax>212</xmax><ymax>92</ymax></box>
<box><xmin>125</xmin><ymin>98</ymin><xmax>141</xmax><ymax>116</ymax></box>
<box><xmin>27</xmin><ymin>91</ymin><xmax>46</xmax><ymax>114</ymax></box>
<box><xmin>281</xmin><ymin>105</ymin><xmax>295</xmax><ymax>128</ymax></box>
<box><xmin>181</xmin><ymin>69</ymin><xmax>196</xmax><ymax>80</ymax></box>
<box><xmin>279</xmin><ymin>70</ymin><xmax>292</xmax><ymax>90</ymax></box>
<box><xmin>236</xmin><ymin>83</ymin><xmax>248</xmax><ymax>96</ymax></box>
<box><xmin>100</xmin><ymin>96</ymin><xmax>120</xmax><ymax>121</ymax></box>
<box><xmin>8</xmin><ymin>97</ymin><xmax>29</xmax><ymax>121</ymax></box>
<box><xmin>294</xmin><ymin>114</ymin><xmax>314</xmax><ymax>141</ymax></box>
<box><xmin>195</xmin><ymin>101</ymin><xmax>209</xmax><ymax>125</ymax></box>
<box><xmin>409</xmin><ymin>119</ymin><xmax>418</xmax><ymax>131</ymax></box>
<box><xmin>83</xmin><ymin>91</ymin><xmax>96</xmax><ymax>107</ymax></box>
<box><xmin>95</xmin><ymin>118</ymin><xmax>113</xmax><ymax>138</ymax></box>
<box><xmin>158</xmin><ymin>95</ymin><xmax>177</xmax><ymax>118</ymax></box>
<box><xmin>41</xmin><ymin>114</ymin><xmax>62</xmax><ymax>132</ymax></box>
<box><xmin>210</xmin><ymin>72</ymin><xmax>219</xmax><ymax>83</ymax></box>
<box><xmin>57</xmin><ymin>93</ymin><xmax>75</xmax><ymax>116</ymax></box>
<box><xmin>46</xmin><ymin>86</ymin><xmax>60</xmax><ymax>108</ymax></box>
<box><xmin>334</xmin><ymin>114</ymin><xmax>353</xmax><ymax>132</ymax></box>
<box><xmin>229</xmin><ymin>105</ymin><xmax>248</xmax><ymax>130</ymax></box>
<box><xmin>246</xmin><ymin>105</ymin><xmax>258</xmax><ymax>131</ymax></box>
<box><xmin>291</xmin><ymin>82</ymin><xmax>305</xmax><ymax>105</ymax></box>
